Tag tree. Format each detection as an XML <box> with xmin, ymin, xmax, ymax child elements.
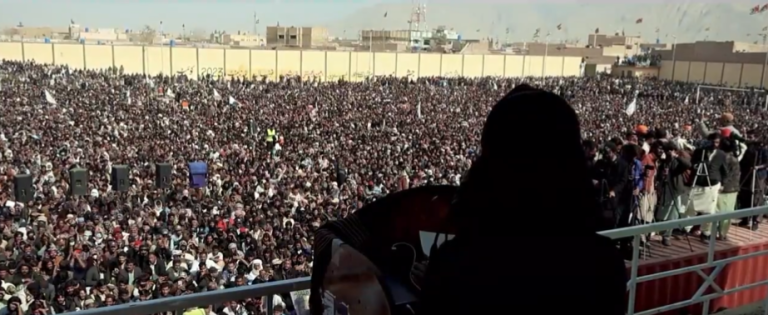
<box><xmin>189</xmin><ymin>28</ymin><xmax>208</xmax><ymax>42</ymax></box>
<box><xmin>138</xmin><ymin>25</ymin><xmax>156</xmax><ymax>44</ymax></box>
<box><xmin>433</xmin><ymin>25</ymin><xmax>448</xmax><ymax>45</ymax></box>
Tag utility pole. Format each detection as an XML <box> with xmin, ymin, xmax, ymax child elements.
<box><xmin>253</xmin><ymin>12</ymin><xmax>259</xmax><ymax>37</ymax></box>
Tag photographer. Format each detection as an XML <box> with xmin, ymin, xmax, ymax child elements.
<box><xmin>593</xmin><ymin>142</ymin><xmax>622</xmax><ymax>230</ymax></box>
<box><xmin>737</xmin><ymin>131</ymin><xmax>768</xmax><ymax>229</ymax></box>
<box><xmin>686</xmin><ymin>133</ymin><xmax>729</xmax><ymax>241</ymax></box>
<box><xmin>654</xmin><ymin>141</ymin><xmax>691</xmax><ymax>246</ymax></box>
<box><xmin>594</xmin><ymin>142</ymin><xmax>643</xmax><ymax>250</ymax></box>
<box><xmin>715</xmin><ymin>138</ymin><xmax>741</xmax><ymax>240</ymax></box>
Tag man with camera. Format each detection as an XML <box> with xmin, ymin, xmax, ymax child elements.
<box><xmin>737</xmin><ymin>131</ymin><xmax>768</xmax><ymax>229</ymax></box>
<box><xmin>686</xmin><ymin>133</ymin><xmax>729</xmax><ymax>241</ymax></box>
<box><xmin>653</xmin><ymin>141</ymin><xmax>691</xmax><ymax>246</ymax></box>
<box><xmin>654</xmin><ymin>141</ymin><xmax>692</xmax><ymax>246</ymax></box>
<box><xmin>594</xmin><ymin>143</ymin><xmax>644</xmax><ymax>238</ymax></box>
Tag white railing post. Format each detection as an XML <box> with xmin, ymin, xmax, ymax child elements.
<box><xmin>627</xmin><ymin>235</ymin><xmax>641</xmax><ymax>315</ymax></box>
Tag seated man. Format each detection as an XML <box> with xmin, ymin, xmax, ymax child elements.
<box><xmin>420</xmin><ymin>85</ymin><xmax>627</xmax><ymax>315</ymax></box>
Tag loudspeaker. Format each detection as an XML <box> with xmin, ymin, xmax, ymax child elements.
<box><xmin>188</xmin><ymin>162</ymin><xmax>208</xmax><ymax>188</ymax></box>
<box><xmin>69</xmin><ymin>168</ymin><xmax>89</xmax><ymax>196</ymax></box>
<box><xmin>156</xmin><ymin>163</ymin><xmax>172</xmax><ymax>189</ymax></box>
<box><xmin>110</xmin><ymin>165</ymin><xmax>130</xmax><ymax>192</ymax></box>
<box><xmin>13</xmin><ymin>174</ymin><xmax>33</xmax><ymax>203</ymax></box>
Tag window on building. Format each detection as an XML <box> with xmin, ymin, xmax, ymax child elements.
<box><xmin>278</xmin><ymin>35</ymin><xmax>284</xmax><ymax>40</ymax></box>
<box><xmin>423</xmin><ymin>39</ymin><xmax>431</xmax><ymax>45</ymax></box>
<box><xmin>290</xmin><ymin>35</ymin><xmax>297</xmax><ymax>40</ymax></box>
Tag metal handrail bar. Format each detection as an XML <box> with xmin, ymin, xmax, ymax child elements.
<box><xmin>638</xmin><ymin>278</ymin><xmax>768</xmax><ymax>315</ymax></box>
<box><xmin>598</xmin><ymin>205</ymin><xmax>768</xmax><ymax>239</ymax></box>
<box><xmin>67</xmin><ymin>205</ymin><xmax>768</xmax><ymax>315</ymax></box>
<box><xmin>635</xmin><ymin>249</ymin><xmax>768</xmax><ymax>283</ymax></box>
<box><xmin>610</xmin><ymin>204</ymin><xmax>768</xmax><ymax>315</ymax></box>
<box><xmin>71</xmin><ymin>277</ymin><xmax>311</xmax><ymax>315</ymax></box>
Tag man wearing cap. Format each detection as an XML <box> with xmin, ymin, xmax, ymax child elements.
<box><xmin>655</xmin><ymin>141</ymin><xmax>692</xmax><ymax>246</ymax></box>
<box><xmin>698</xmin><ymin>113</ymin><xmax>746</xmax><ymax>161</ymax></box>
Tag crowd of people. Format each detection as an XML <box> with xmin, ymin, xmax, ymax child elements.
<box><xmin>0</xmin><ymin>59</ymin><xmax>766</xmax><ymax>315</ymax></box>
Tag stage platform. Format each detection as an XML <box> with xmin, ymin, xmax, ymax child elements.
<box><xmin>631</xmin><ymin>222</ymin><xmax>768</xmax><ymax>315</ymax></box>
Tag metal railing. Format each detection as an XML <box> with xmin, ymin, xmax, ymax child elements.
<box><xmin>69</xmin><ymin>205</ymin><xmax>768</xmax><ymax>315</ymax></box>
<box><xmin>602</xmin><ymin>205</ymin><xmax>768</xmax><ymax>315</ymax></box>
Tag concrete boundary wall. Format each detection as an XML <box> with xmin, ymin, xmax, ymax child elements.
<box><xmin>0</xmin><ymin>42</ymin><xmax>584</xmax><ymax>81</ymax></box>
<box><xmin>659</xmin><ymin>60</ymin><xmax>768</xmax><ymax>88</ymax></box>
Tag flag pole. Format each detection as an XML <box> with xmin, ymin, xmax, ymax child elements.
<box><xmin>369</xmin><ymin>29</ymin><xmax>373</xmax><ymax>76</ymax></box>
<box><xmin>160</xmin><ymin>21</ymin><xmax>164</xmax><ymax>75</ymax></box>
<box><xmin>542</xmin><ymin>31</ymin><xmax>550</xmax><ymax>78</ymax></box>
<box><xmin>670</xmin><ymin>35</ymin><xmax>678</xmax><ymax>79</ymax></box>
<box><xmin>761</xmin><ymin>8</ymin><xmax>768</xmax><ymax>88</ymax></box>
<box><xmin>761</xmin><ymin>33</ymin><xmax>768</xmax><ymax>87</ymax></box>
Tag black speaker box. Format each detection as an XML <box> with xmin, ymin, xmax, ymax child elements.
<box><xmin>156</xmin><ymin>163</ymin><xmax>172</xmax><ymax>189</ymax></box>
<box><xmin>110</xmin><ymin>165</ymin><xmax>130</xmax><ymax>192</ymax></box>
<box><xmin>69</xmin><ymin>168</ymin><xmax>89</xmax><ymax>196</ymax></box>
<box><xmin>13</xmin><ymin>174</ymin><xmax>33</xmax><ymax>203</ymax></box>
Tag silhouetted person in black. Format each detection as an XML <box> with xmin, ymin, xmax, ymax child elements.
<box><xmin>420</xmin><ymin>85</ymin><xmax>627</xmax><ymax>315</ymax></box>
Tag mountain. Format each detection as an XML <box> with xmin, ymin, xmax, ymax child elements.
<box><xmin>322</xmin><ymin>2</ymin><xmax>763</xmax><ymax>43</ymax></box>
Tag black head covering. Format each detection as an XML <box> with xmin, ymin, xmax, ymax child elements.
<box><xmin>452</xmin><ymin>84</ymin><xmax>600</xmax><ymax>234</ymax></box>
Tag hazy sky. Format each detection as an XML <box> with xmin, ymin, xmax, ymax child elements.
<box><xmin>0</xmin><ymin>0</ymin><xmax>397</xmax><ymax>32</ymax></box>
<box><xmin>0</xmin><ymin>1</ymin><xmax>759</xmax><ymax>42</ymax></box>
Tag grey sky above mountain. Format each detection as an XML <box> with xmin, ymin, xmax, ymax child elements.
<box><xmin>0</xmin><ymin>0</ymin><xmax>761</xmax><ymax>44</ymax></box>
<box><xmin>328</xmin><ymin>2</ymin><xmax>763</xmax><ymax>43</ymax></box>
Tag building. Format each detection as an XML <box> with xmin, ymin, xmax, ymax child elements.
<box><xmin>652</xmin><ymin>40</ymin><xmax>768</xmax><ymax>87</ymax></box>
<box><xmin>221</xmin><ymin>31</ymin><xmax>264</xmax><ymax>47</ymax></box>
<box><xmin>265</xmin><ymin>26</ymin><xmax>328</xmax><ymax>48</ymax></box>
<box><xmin>656</xmin><ymin>41</ymin><xmax>768</xmax><ymax>64</ymax></box>
<box><xmin>587</xmin><ymin>33</ymin><xmax>644</xmax><ymax>57</ymax></box>
<box><xmin>360</xmin><ymin>28</ymin><xmax>463</xmax><ymax>51</ymax></box>
<box><xmin>2</xmin><ymin>26</ymin><xmax>68</xmax><ymax>39</ymax></box>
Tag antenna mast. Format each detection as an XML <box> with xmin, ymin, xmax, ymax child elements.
<box><xmin>408</xmin><ymin>0</ymin><xmax>427</xmax><ymax>50</ymax></box>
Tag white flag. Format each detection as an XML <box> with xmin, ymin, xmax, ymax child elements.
<box><xmin>417</xmin><ymin>101</ymin><xmax>422</xmax><ymax>118</ymax></box>
<box><xmin>166</xmin><ymin>88</ymin><xmax>176</xmax><ymax>99</ymax></box>
<box><xmin>213</xmin><ymin>89</ymin><xmax>222</xmax><ymax>101</ymax></box>
<box><xmin>684</xmin><ymin>95</ymin><xmax>689</xmax><ymax>105</ymax></box>
<box><xmin>228</xmin><ymin>96</ymin><xmax>239</xmax><ymax>106</ymax></box>
<box><xmin>625</xmin><ymin>97</ymin><xmax>637</xmax><ymax>116</ymax></box>
<box><xmin>44</xmin><ymin>90</ymin><xmax>57</xmax><ymax>105</ymax></box>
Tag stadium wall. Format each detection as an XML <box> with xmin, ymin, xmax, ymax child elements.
<box><xmin>0</xmin><ymin>42</ymin><xmax>585</xmax><ymax>81</ymax></box>
<box><xmin>657</xmin><ymin>60</ymin><xmax>768</xmax><ymax>88</ymax></box>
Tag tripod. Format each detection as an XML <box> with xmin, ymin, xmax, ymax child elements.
<box><xmin>687</xmin><ymin>149</ymin><xmax>717</xmax><ymax>240</ymax></box>
<box><xmin>741</xmin><ymin>147</ymin><xmax>765</xmax><ymax>232</ymax></box>
<box><xmin>621</xmin><ymin>162</ymin><xmax>654</xmax><ymax>257</ymax></box>
<box><xmin>627</xmin><ymin>193</ymin><xmax>653</xmax><ymax>257</ymax></box>
<box><xmin>656</xmin><ymin>161</ymin><xmax>694</xmax><ymax>252</ymax></box>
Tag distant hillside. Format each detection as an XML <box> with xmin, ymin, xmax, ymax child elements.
<box><xmin>321</xmin><ymin>2</ymin><xmax>762</xmax><ymax>43</ymax></box>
